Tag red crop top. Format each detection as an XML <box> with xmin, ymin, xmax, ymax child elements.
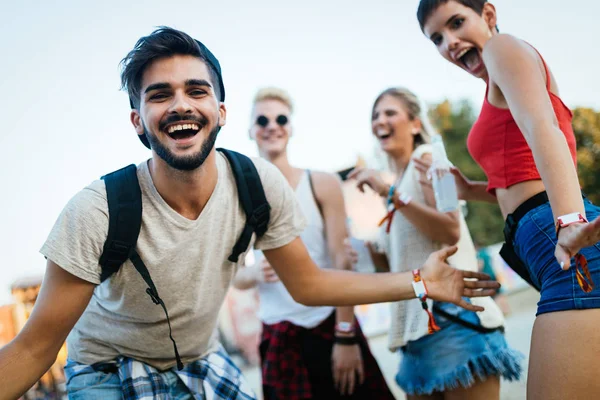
<box><xmin>467</xmin><ymin>50</ymin><xmax>577</xmax><ymax>195</ymax></box>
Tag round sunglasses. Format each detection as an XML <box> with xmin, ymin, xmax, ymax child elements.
<box><xmin>256</xmin><ymin>114</ymin><xmax>289</xmax><ymax>128</ymax></box>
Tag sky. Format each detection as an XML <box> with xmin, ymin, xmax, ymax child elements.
<box><xmin>0</xmin><ymin>0</ymin><xmax>598</xmax><ymax>304</ymax></box>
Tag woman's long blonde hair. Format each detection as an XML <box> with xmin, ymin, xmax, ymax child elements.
<box><xmin>371</xmin><ymin>87</ymin><xmax>438</xmax><ymax>174</ymax></box>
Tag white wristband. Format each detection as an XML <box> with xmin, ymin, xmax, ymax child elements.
<box><xmin>397</xmin><ymin>193</ymin><xmax>412</xmax><ymax>207</ymax></box>
<box><xmin>412</xmin><ymin>279</ymin><xmax>427</xmax><ymax>299</ymax></box>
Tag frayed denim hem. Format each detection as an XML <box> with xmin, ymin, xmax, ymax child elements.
<box><xmin>396</xmin><ymin>347</ymin><xmax>524</xmax><ymax>396</ymax></box>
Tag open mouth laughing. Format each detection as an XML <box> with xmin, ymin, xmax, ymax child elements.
<box><xmin>455</xmin><ymin>47</ymin><xmax>484</xmax><ymax>74</ymax></box>
<box><xmin>166</xmin><ymin>123</ymin><xmax>200</xmax><ymax>140</ymax></box>
<box><xmin>376</xmin><ymin>128</ymin><xmax>393</xmax><ymax>141</ymax></box>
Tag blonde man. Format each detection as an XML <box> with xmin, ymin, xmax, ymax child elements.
<box><xmin>233</xmin><ymin>88</ymin><xmax>395</xmax><ymax>400</ymax></box>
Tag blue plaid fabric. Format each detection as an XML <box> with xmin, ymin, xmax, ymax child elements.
<box><xmin>64</xmin><ymin>345</ymin><xmax>256</xmax><ymax>400</ymax></box>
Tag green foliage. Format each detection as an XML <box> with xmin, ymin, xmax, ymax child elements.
<box><xmin>572</xmin><ymin>107</ymin><xmax>600</xmax><ymax>204</ymax></box>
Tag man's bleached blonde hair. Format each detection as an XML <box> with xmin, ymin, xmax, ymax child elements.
<box><xmin>252</xmin><ymin>87</ymin><xmax>294</xmax><ymax>114</ymax></box>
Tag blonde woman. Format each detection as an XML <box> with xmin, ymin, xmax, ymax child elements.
<box><xmin>349</xmin><ymin>87</ymin><xmax>522</xmax><ymax>400</ymax></box>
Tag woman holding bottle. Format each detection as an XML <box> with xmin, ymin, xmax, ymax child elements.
<box><xmin>348</xmin><ymin>87</ymin><xmax>522</xmax><ymax>399</ymax></box>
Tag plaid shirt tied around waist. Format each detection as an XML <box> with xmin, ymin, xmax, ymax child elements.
<box><xmin>64</xmin><ymin>345</ymin><xmax>256</xmax><ymax>400</ymax></box>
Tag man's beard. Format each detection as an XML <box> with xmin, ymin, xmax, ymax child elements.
<box><xmin>144</xmin><ymin>121</ymin><xmax>221</xmax><ymax>171</ymax></box>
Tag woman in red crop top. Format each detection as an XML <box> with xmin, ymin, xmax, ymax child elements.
<box><xmin>416</xmin><ymin>1</ymin><xmax>600</xmax><ymax>399</ymax></box>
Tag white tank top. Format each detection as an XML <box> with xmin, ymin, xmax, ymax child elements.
<box><xmin>380</xmin><ymin>145</ymin><xmax>505</xmax><ymax>351</ymax></box>
<box><xmin>256</xmin><ymin>171</ymin><xmax>335</xmax><ymax>328</ymax></box>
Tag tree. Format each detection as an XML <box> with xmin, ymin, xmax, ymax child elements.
<box><xmin>572</xmin><ymin>107</ymin><xmax>600</xmax><ymax>204</ymax></box>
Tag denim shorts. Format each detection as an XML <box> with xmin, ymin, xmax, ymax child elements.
<box><xmin>513</xmin><ymin>198</ymin><xmax>600</xmax><ymax>315</ymax></box>
<box><xmin>395</xmin><ymin>302</ymin><xmax>523</xmax><ymax>396</ymax></box>
<box><xmin>64</xmin><ymin>359</ymin><xmax>193</xmax><ymax>400</ymax></box>
<box><xmin>64</xmin><ymin>361</ymin><xmax>122</xmax><ymax>400</ymax></box>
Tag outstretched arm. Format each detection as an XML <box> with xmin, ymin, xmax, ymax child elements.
<box><xmin>264</xmin><ymin>239</ymin><xmax>499</xmax><ymax>310</ymax></box>
<box><xmin>0</xmin><ymin>261</ymin><xmax>95</xmax><ymax>400</ymax></box>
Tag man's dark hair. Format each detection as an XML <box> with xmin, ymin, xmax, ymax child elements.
<box><xmin>417</xmin><ymin>0</ymin><xmax>488</xmax><ymax>31</ymax></box>
<box><xmin>120</xmin><ymin>26</ymin><xmax>225</xmax><ymax>110</ymax></box>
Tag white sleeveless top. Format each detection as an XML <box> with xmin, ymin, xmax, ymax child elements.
<box><xmin>256</xmin><ymin>171</ymin><xmax>335</xmax><ymax>328</ymax></box>
<box><xmin>379</xmin><ymin>144</ymin><xmax>505</xmax><ymax>351</ymax></box>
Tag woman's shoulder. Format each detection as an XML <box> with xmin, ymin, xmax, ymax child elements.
<box><xmin>483</xmin><ymin>34</ymin><xmax>527</xmax><ymax>56</ymax></box>
<box><xmin>483</xmin><ymin>34</ymin><xmax>542</xmax><ymax>70</ymax></box>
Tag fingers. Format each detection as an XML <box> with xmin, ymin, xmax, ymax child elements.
<box><xmin>463</xmin><ymin>287</ymin><xmax>499</xmax><ymax>298</ymax></box>
<box><xmin>412</xmin><ymin>157</ymin><xmax>431</xmax><ymax>173</ymax></box>
<box><xmin>264</xmin><ymin>271</ymin><xmax>279</xmax><ymax>282</ymax></box>
<box><xmin>262</xmin><ymin>263</ymin><xmax>279</xmax><ymax>282</ymax></box>
<box><xmin>332</xmin><ymin>364</ymin><xmax>341</xmax><ymax>393</ymax></box>
<box><xmin>348</xmin><ymin>168</ymin><xmax>369</xmax><ymax>193</ymax></box>
<box><xmin>591</xmin><ymin>215</ymin><xmax>600</xmax><ymax>231</ymax></box>
<box><xmin>349</xmin><ymin>249</ymin><xmax>359</xmax><ymax>264</ymax></box>
<box><xmin>580</xmin><ymin>218</ymin><xmax>600</xmax><ymax>244</ymax></box>
<box><xmin>554</xmin><ymin>245</ymin><xmax>572</xmax><ymax>271</ymax></box>
<box><xmin>343</xmin><ymin>238</ymin><xmax>359</xmax><ymax>264</ymax></box>
<box><xmin>337</xmin><ymin>371</ymin><xmax>348</xmax><ymax>396</ymax></box>
<box><xmin>436</xmin><ymin>245</ymin><xmax>458</xmax><ymax>260</ymax></box>
<box><xmin>346</xmin><ymin>167</ymin><xmax>361</xmax><ymax>180</ymax></box>
<box><xmin>357</xmin><ymin>361</ymin><xmax>365</xmax><ymax>385</ymax></box>
<box><xmin>457</xmin><ymin>298</ymin><xmax>485</xmax><ymax>312</ymax></box>
<box><xmin>347</xmin><ymin>370</ymin><xmax>356</xmax><ymax>395</ymax></box>
<box><xmin>463</xmin><ymin>278</ymin><xmax>500</xmax><ymax>290</ymax></box>
<box><xmin>450</xmin><ymin>166</ymin><xmax>462</xmax><ymax>177</ymax></box>
<box><xmin>461</xmin><ymin>270</ymin><xmax>492</xmax><ymax>280</ymax></box>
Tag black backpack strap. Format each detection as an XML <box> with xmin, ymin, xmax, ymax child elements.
<box><xmin>432</xmin><ymin>303</ymin><xmax>505</xmax><ymax>334</ymax></box>
<box><xmin>129</xmin><ymin>250</ymin><xmax>183</xmax><ymax>370</ymax></box>
<box><xmin>99</xmin><ymin>164</ymin><xmax>183</xmax><ymax>370</ymax></box>
<box><xmin>99</xmin><ymin>164</ymin><xmax>143</xmax><ymax>282</ymax></box>
<box><xmin>217</xmin><ymin>148</ymin><xmax>271</xmax><ymax>262</ymax></box>
<box><xmin>306</xmin><ymin>170</ymin><xmax>323</xmax><ymax>218</ymax></box>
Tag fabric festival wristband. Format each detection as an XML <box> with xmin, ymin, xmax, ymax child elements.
<box><xmin>387</xmin><ymin>185</ymin><xmax>396</xmax><ymax>206</ymax></box>
<box><xmin>556</xmin><ymin>212</ymin><xmax>588</xmax><ymax>235</ymax></box>
<box><xmin>397</xmin><ymin>193</ymin><xmax>412</xmax><ymax>207</ymax></box>
<box><xmin>412</xmin><ymin>269</ymin><xmax>440</xmax><ymax>334</ymax></box>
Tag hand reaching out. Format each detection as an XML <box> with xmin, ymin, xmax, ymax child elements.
<box><xmin>421</xmin><ymin>246</ymin><xmax>500</xmax><ymax>312</ymax></box>
<box><xmin>555</xmin><ymin>217</ymin><xmax>600</xmax><ymax>269</ymax></box>
<box><xmin>347</xmin><ymin>167</ymin><xmax>389</xmax><ymax>197</ymax></box>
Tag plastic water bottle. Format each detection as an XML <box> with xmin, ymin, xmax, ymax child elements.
<box><xmin>430</xmin><ymin>134</ymin><xmax>459</xmax><ymax>213</ymax></box>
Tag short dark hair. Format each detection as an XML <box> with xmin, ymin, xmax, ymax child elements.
<box><xmin>120</xmin><ymin>26</ymin><xmax>225</xmax><ymax>110</ymax></box>
<box><xmin>417</xmin><ymin>0</ymin><xmax>488</xmax><ymax>31</ymax></box>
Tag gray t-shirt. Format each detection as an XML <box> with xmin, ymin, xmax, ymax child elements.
<box><xmin>41</xmin><ymin>152</ymin><xmax>306</xmax><ymax>370</ymax></box>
